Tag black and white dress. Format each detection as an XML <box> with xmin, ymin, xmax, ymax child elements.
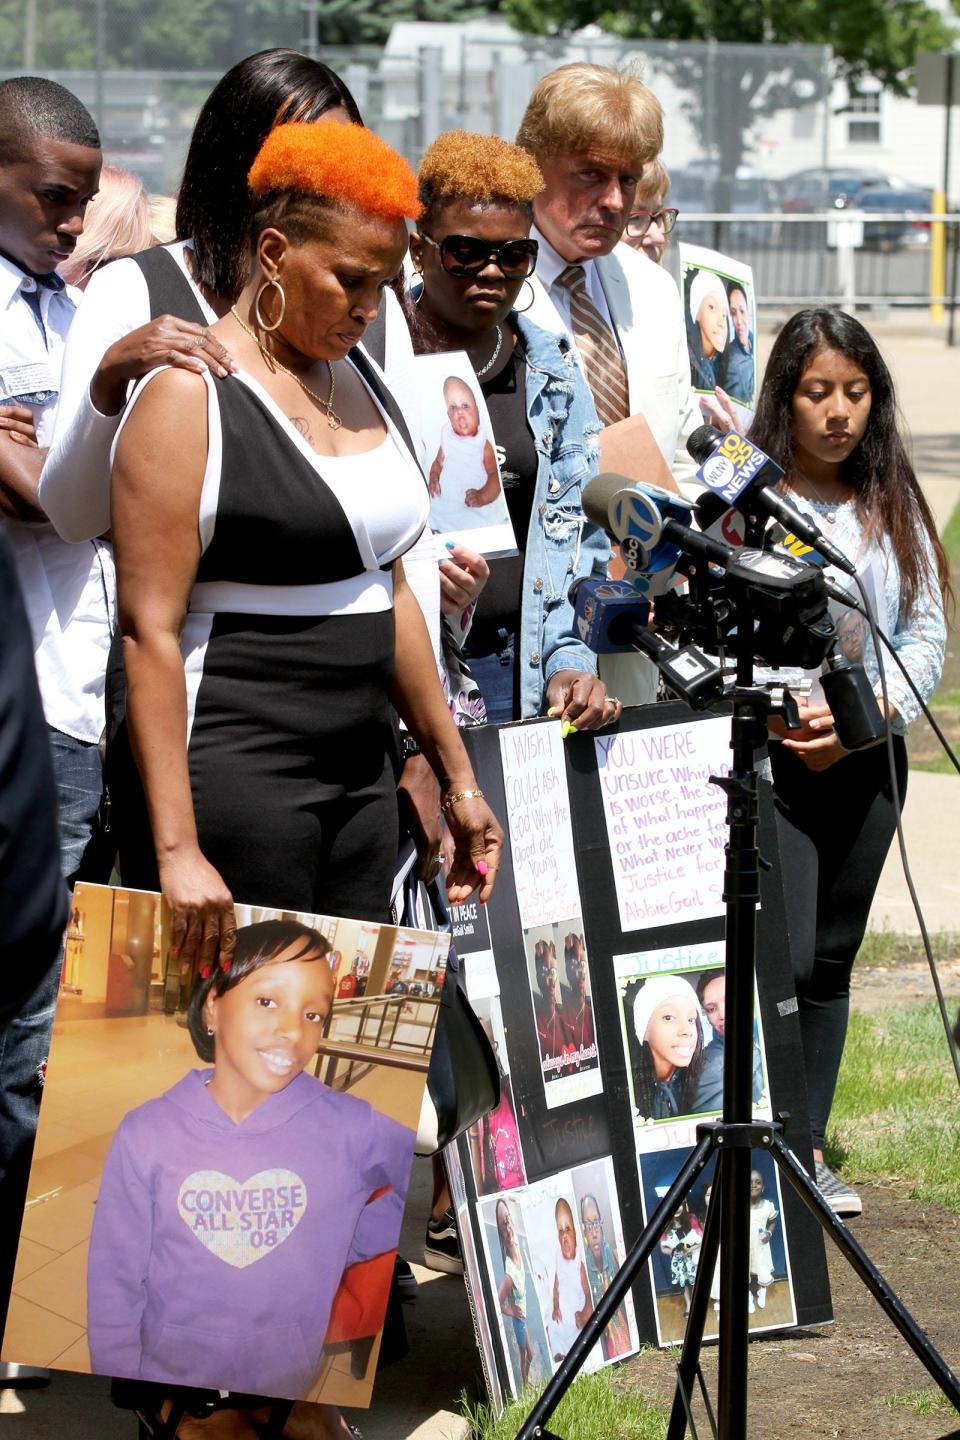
<box><xmin>113</xmin><ymin>353</ymin><xmax>428</xmax><ymax>920</ymax></box>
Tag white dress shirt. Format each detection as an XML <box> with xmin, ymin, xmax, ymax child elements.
<box><xmin>0</xmin><ymin>254</ymin><xmax>114</xmax><ymax>744</ymax></box>
<box><xmin>531</xmin><ymin>224</ymin><xmax>620</xmax><ymax>343</ymax></box>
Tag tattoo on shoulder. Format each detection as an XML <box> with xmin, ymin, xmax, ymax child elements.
<box><xmin>291</xmin><ymin>415</ymin><xmax>313</xmax><ymax>442</ymax></box>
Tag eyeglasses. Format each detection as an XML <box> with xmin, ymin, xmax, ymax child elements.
<box><xmin>420</xmin><ymin>231</ymin><xmax>539</xmax><ymax>279</ymax></box>
<box><xmin>626</xmin><ymin>207</ymin><xmax>679</xmax><ymax>239</ymax></box>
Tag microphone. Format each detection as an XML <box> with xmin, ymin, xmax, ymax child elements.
<box><xmin>687</xmin><ymin>426</ymin><xmax>857</xmax><ymax>578</ymax></box>
<box><xmin>568</xmin><ymin>576</ymin><xmax>724</xmax><ymax>706</ymax></box>
<box><xmin>582</xmin><ymin>472</ymin><xmax>735</xmax><ymax>578</ymax></box>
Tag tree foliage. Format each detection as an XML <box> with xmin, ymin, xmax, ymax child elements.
<box><xmin>0</xmin><ymin>0</ymin><xmax>493</xmax><ymax>69</ymax></box>
<box><xmin>501</xmin><ymin>0</ymin><xmax>954</xmax><ymax>96</ymax></box>
<box><xmin>500</xmin><ymin>0</ymin><xmax>955</xmax><ymax>194</ymax></box>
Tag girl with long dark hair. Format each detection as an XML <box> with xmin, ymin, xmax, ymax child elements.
<box><xmin>750</xmin><ymin>307</ymin><xmax>949</xmax><ymax>1217</ymax></box>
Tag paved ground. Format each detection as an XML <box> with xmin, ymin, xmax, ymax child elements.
<box><xmin>755</xmin><ymin>318</ymin><xmax>960</xmax><ymax>940</ymax></box>
<box><xmin>3</xmin><ymin>321</ymin><xmax>958</xmax><ymax>1440</ymax></box>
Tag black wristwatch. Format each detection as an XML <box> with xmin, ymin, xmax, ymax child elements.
<box><xmin>400</xmin><ymin>734</ymin><xmax>421</xmax><ymax>762</ymax></box>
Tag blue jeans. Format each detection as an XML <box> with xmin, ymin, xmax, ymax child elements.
<box><xmin>464</xmin><ymin>630</ymin><xmax>518</xmax><ymax>726</ymax></box>
<box><xmin>0</xmin><ymin>728</ymin><xmax>110</xmax><ymax>1295</ymax></box>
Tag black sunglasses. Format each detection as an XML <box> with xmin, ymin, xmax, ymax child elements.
<box><xmin>419</xmin><ymin>231</ymin><xmax>539</xmax><ymax>279</ymax></box>
<box><xmin>626</xmin><ymin>207</ymin><xmax>679</xmax><ymax>238</ymax></box>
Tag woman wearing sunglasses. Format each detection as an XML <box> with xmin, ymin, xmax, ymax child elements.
<box><xmin>408</xmin><ymin>130</ymin><xmax>619</xmax><ymax>731</ymax></box>
<box><xmin>622</xmin><ymin>159</ymin><xmax>678</xmax><ymax>265</ymax></box>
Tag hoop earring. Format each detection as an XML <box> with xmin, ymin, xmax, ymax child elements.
<box><xmin>255</xmin><ymin>276</ymin><xmax>286</xmax><ymax>332</ymax></box>
<box><xmin>513</xmin><ymin>279</ymin><xmax>536</xmax><ymax>314</ymax></box>
<box><xmin>206</xmin><ymin>1027</ymin><xmax>215</xmax><ymax>1037</ymax></box>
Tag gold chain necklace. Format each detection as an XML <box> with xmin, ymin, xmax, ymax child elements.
<box><xmin>230</xmin><ymin>308</ymin><xmax>342</xmax><ymax>430</ymax></box>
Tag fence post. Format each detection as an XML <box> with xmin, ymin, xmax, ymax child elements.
<box><xmin>931</xmin><ymin>190</ymin><xmax>947</xmax><ymax>323</ymax></box>
<box><xmin>829</xmin><ymin>214</ymin><xmax>861</xmax><ymax>313</ymax></box>
<box><xmin>418</xmin><ymin>46</ymin><xmax>444</xmax><ymax>159</ymax></box>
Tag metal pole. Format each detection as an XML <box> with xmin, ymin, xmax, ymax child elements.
<box><xmin>94</xmin><ymin>0</ymin><xmax>105</xmax><ymax>138</ymax></box>
<box><xmin>23</xmin><ymin>0</ymin><xmax>36</xmax><ymax>68</ymax></box>
<box><xmin>947</xmin><ymin>55</ymin><xmax>959</xmax><ymax>345</ymax></box>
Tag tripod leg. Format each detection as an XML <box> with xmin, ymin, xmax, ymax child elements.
<box><xmin>771</xmin><ymin>1134</ymin><xmax>960</xmax><ymax>1408</ymax></box>
<box><xmin>716</xmin><ymin>1144</ymin><xmax>752</xmax><ymax>1440</ymax></box>
<box><xmin>515</xmin><ymin>1133</ymin><xmax>716</xmax><ymax>1440</ymax></box>
<box><xmin>666</xmin><ymin>1158</ymin><xmax>724</xmax><ymax>1440</ymax></box>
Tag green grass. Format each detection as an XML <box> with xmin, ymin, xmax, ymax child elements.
<box><xmin>911</xmin><ymin>752</ymin><xmax>960</xmax><ymax>774</ymax></box>
<box><xmin>884</xmin><ymin>1386</ymin><xmax>957</xmax><ymax>1416</ymax></box>
<box><xmin>941</xmin><ymin>497</ymin><xmax>960</xmax><ymax>565</ymax></box>
<box><xmin>827</xmin><ymin>1001</ymin><xmax>960</xmax><ymax>1211</ymax></box>
<box><xmin>857</xmin><ymin>928</ymin><xmax>960</xmax><ymax>969</ymax></box>
<box><xmin>461</xmin><ymin>1369</ymin><xmax>668</xmax><ymax>1440</ymax></box>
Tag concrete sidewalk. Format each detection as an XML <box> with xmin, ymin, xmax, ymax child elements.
<box><xmin>862</xmin><ymin>322</ymin><xmax>960</xmax><ymax>939</ymax></box>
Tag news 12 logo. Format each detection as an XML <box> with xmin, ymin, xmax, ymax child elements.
<box><xmin>696</xmin><ymin>431</ymin><xmax>766</xmax><ymax>503</ymax></box>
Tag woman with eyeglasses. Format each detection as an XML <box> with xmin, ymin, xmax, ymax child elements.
<box><xmin>407</xmin><ymin>130</ymin><xmax>618</xmax><ymax>731</ymax></box>
<box><xmin>622</xmin><ymin>158</ymin><xmax>678</xmax><ymax>265</ymax></box>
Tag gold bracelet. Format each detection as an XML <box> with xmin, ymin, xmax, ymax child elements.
<box><xmin>441</xmin><ymin>788</ymin><xmax>485</xmax><ymax>812</ymax></box>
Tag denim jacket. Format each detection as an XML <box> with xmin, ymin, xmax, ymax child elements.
<box><xmin>514</xmin><ymin>314</ymin><xmax>610</xmax><ymax>718</ymax></box>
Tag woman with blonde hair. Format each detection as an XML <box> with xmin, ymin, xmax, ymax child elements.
<box><xmin>58</xmin><ymin>163</ymin><xmax>153</xmax><ymax>288</ymax></box>
<box><xmin>623</xmin><ymin>158</ymin><xmax>678</xmax><ymax>265</ymax></box>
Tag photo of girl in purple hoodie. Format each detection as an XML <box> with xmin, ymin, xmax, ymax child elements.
<box><xmin>86</xmin><ymin>919</ymin><xmax>415</xmax><ymax>1400</ymax></box>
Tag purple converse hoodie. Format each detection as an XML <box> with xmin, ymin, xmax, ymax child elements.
<box><xmin>87</xmin><ymin>1068</ymin><xmax>414</xmax><ymax>1399</ymax></box>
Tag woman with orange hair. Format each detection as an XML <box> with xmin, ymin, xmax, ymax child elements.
<box><xmin>111</xmin><ymin>119</ymin><xmax>503</xmax><ymax>976</ymax></box>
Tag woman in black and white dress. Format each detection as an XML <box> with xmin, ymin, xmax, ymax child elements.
<box><xmin>111</xmin><ymin>118</ymin><xmax>503</xmax><ymax>973</ymax></box>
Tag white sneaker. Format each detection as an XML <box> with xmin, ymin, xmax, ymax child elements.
<box><xmin>815</xmin><ymin>1160</ymin><xmax>862</xmax><ymax>1218</ymax></box>
<box><xmin>748</xmin><ymin>1293</ymin><xmax>755</xmax><ymax>1314</ymax></box>
<box><xmin>756</xmin><ymin>1285</ymin><xmax>767</xmax><ymax>1309</ymax></box>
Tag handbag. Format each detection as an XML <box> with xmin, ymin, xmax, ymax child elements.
<box><xmin>403</xmin><ymin>875</ymin><xmax>500</xmax><ymax>1156</ymax></box>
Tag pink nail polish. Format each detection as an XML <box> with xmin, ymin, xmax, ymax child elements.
<box><xmin>476</xmin><ymin>860</ymin><xmax>489</xmax><ymax>877</ymax></box>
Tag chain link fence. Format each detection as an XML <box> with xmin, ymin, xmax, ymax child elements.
<box><xmin>3</xmin><ymin>13</ymin><xmax>952</xmax><ymax>311</ymax></box>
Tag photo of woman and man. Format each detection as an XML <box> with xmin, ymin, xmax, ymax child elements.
<box><xmin>2</xmin><ymin>884</ymin><xmax>435</xmax><ymax>1408</ymax></box>
<box><xmin>681</xmin><ymin>245</ymin><xmax>757</xmax><ymax>413</ymax></box>
<box><xmin>620</xmin><ymin>962</ymin><xmax>767</xmax><ymax>1129</ymax></box>
<box><xmin>640</xmin><ymin>1147</ymin><xmax>796</xmax><ymax>1345</ymax></box>
<box><xmin>478</xmin><ymin>1159</ymin><xmax>637</xmax><ymax>1397</ymax></box>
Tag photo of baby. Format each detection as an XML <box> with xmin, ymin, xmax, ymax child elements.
<box><xmin>414</xmin><ymin>351</ymin><xmax>517</xmax><ymax>557</ymax></box>
<box><xmin>2</xmin><ymin>884</ymin><xmax>437</xmax><ymax>1409</ymax></box>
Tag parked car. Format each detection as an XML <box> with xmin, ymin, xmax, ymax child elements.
<box><xmin>669</xmin><ymin>170</ymin><xmax>781</xmax><ymax>244</ymax></box>
<box><xmin>777</xmin><ymin>167</ymin><xmax>887</xmax><ymax>212</ymax></box>
<box><xmin>854</xmin><ymin>187</ymin><xmax>934</xmax><ymax>249</ymax></box>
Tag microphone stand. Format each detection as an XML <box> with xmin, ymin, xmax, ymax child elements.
<box><xmin>514</xmin><ymin>594</ymin><xmax>960</xmax><ymax>1440</ymax></box>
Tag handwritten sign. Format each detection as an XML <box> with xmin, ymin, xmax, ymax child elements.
<box><xmin>595</xmin><ymin>718</ymin><xmax>730</xmax><ymax>933</ymax></box>
<box><xmin>500</xmin><ymin>721</ymin><xmax>582</xmax><ymax>930</ymax></box>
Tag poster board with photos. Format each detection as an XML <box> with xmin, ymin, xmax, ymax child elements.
<box><xmin>452</xmin><ymin>706</ymin><xmax>831</xmax><ymax>1403</ymax></box>
<box><xmin>414</xmin><ymin>349</ymin><xmax>518</xmax><ymax>559</ymax></box>
<box><xmin>680</xmin><ymin>242</ymin><xmax>757</xmax><ymax>429</ymax></box>
<box><xmin>1</xmin><ymin>885</ymin><xmax>443</xmax><ymax>1409</ymax></box>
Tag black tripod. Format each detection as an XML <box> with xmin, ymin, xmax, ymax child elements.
<box><xmin>516</xmin><ymin>683</ymin><xmax>960</xmax><ymax>1440</ymax></box>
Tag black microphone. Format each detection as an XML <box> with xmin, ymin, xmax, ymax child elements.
<box><xmin>687</xmin><ymin>426</ymin><xmax>857</xmax><ymax>578</ymax></box>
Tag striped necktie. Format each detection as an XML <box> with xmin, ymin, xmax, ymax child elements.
<box><xmin>558</xmin><ymin>263</ymin><xmax>629</xmax><ymax>427</ymax></box>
